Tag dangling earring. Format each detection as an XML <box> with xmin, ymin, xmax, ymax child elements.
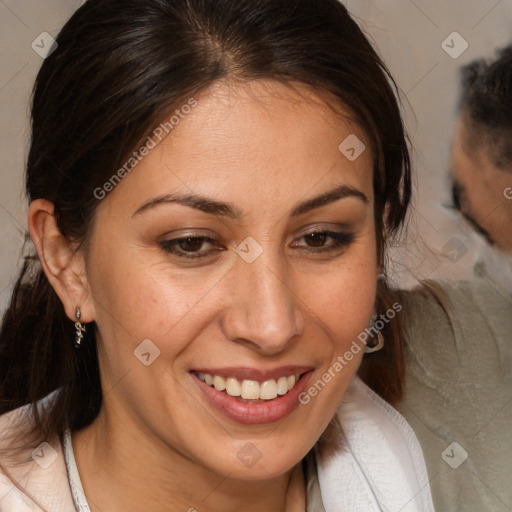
<box><xmin>74</xmin><ymin>306</ymin><xmax>86</xmax><ymax>349</ymax></box>
<box><xmin>364</xmin><ymin>311</ymin><xmax>384</xmax><ymax>353</ymax></box>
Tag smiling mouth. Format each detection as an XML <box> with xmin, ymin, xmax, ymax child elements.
<box><xmin>195</xmin><ymin>372</ymin><xmax>302</xmax><ymax>402</ymax></box>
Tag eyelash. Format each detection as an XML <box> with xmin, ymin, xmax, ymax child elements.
<box><xmin>159</xmin><ymin>230</ymin><xmax>355</xmax><ymax>260</ymax></box>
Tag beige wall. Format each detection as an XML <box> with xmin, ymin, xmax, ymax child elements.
<box><xmin>1</xmin><ymin>0</ymin><xmax>511</xmax><ymax>314</ymax></box>
<box><xmin>0</xmin><ymin>1</ymin><xmax>84</xmax><ymax>313</ymax></box>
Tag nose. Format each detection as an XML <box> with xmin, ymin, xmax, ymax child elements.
<box><xmin>220</xmin><ymin>254</ymin><xmax>304</xmax><ymax>355</ymax></box>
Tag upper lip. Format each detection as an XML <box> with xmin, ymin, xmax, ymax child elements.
<box><xmin>191</xmin><ymin>366</ymin><xmax>313</xmax><ymax>382</ymax></box>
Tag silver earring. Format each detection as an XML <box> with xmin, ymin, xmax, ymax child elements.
<box><xmin>364</xmin><ymin>311</ymin><xmax>384</xmax><ymax>353</ymax></box>
<box><xmin>74</xmin><ymin>306</ymin><xmax>86</xmax><ymax>349</ymax></box>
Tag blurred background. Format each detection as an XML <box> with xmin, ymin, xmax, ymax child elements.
<box><xmin>1</xmin><ymin>0</ymin><xmax>511</xmax><ymax>315</ymax></box>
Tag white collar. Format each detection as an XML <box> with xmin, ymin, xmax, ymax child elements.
<box><xmin>316</xmin><ymin>376</ymin><xmax>435</xmax><ymax>511</ymax></box>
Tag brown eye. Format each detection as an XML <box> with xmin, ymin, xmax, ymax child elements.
<box><xmin>292</xmin><ymin>230</ymin><xmax>356</xmax><ymax>253</ymax></box>
<box><xmin>178</xmin><ymin>238</ymin><xmax>207</xmax><ymax>252</ymax></box>
<box><xmin>160</xmin><ymin>236</ymin><xmax>224</xmax><ymax>260</ymax></box>
<box><xmin>304</xmin><ymin>232</ymin><xmax>328</xmax><ymax>247</ymax></box>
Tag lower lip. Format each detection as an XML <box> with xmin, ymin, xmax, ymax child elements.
<box><xmin>191</xmin><ymin>372</ymin><xmax>313</xmax><ymax>425</ymax></box>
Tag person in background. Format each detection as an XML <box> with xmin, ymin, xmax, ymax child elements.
<box><xmin>451</xmin><ymin>45</ymin><xmax>512</xmax><ymax>253</ymax></box>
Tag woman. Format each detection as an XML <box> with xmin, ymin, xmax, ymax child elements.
<box><xmin>0</xmin><ymin>1</ymin><xmax>510</xmax><ymax>511</ymax></box>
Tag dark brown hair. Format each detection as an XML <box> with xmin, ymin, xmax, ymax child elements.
<box><xmin>0</xmin><ymin>0</ymin><xmax>410</xmax><ymax>451</ymax></box>
<box><xmin>459</xmin><ymin>44</ymin><xmax>512</xmax><ymax>171</ymax></box>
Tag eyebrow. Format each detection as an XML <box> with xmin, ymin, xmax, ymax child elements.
<box><xmin>451</xmin><ymin>180</ymin><xmax>494</xmax><ymax>244</ymax></box>
<box><xmin>132</xmin><ymin>183</ymin><xmax>368</xmax><ymax>218</ymax></box>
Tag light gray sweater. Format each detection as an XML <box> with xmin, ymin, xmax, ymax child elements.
<box><xmin>395</xmin><ymin>276</ymin><xmax>512</xmax><ymax>512</ymax></box>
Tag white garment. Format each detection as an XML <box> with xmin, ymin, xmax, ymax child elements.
<box><xmin>62</xmin><ymin>429</ymin><xmax>90</xmax><ymax>512</ymax></box>
<box><xmin>316</xmin><ymin>376</ymin><xmax>434</xmax><ymax>512</ymax></box>
<box><xmin>0</xmin><ymin>376</ymin><xmax>434</xmax><ymax>511</ymax></box>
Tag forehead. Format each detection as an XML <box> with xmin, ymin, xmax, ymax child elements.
<box><xmin>101</xmin><ymin>79</ymin><xmax>375</xmax><ymax>216</ymax></box>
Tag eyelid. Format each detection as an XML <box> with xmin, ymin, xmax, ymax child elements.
<box><xmin>296</xmin><ymin>222</ymin><xmax>351</xmax><ymax>233</ymax></box>
<box><xmin>159</xmin><ymin>228</ymin><xmax>218</xmax><ymax>240</ymax></box>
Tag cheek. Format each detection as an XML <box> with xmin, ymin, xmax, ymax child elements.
<box><xmin>295</xmin><ymin>238</ymin><xmax>378</xmax><ymax>400</ymax></box>
<box><xmin>86</xmin><ymin>239</ymin><xmax>213</xmax><ymax>364</ymax></box>
<box><xmin>301</xmin><ymin>266</ymin><xmax>375</xmax><ymax>335</ymax></box>
<box><xmin>303</xmin><ymin>260</ymin><xmax>376</xmax><ymax>370</ymax></box>
<box><xmin>315</xmin><ymin>232</ymin><xmax>378</xmax><ymax>333</ymax></box>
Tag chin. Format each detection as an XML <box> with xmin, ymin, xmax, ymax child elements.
<box><xmin>203</xmin><ymin>436</ymin><xmax>313</xmax><ymax>481</ymax></box>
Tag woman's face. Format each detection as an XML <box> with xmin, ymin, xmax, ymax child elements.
<box><xmin>84</xmin><ymin>79</ymin><xmax>378</xmax><ymax>479</ymax></box>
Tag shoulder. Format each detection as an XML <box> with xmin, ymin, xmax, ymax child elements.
<box><xmin>396</xmin><ymin>274</ymin><xmax>512</xmax><ymax>328</ymax></box>
<box><xmin>394</xmin><ymin>275</ymin><xmax>512</xmax><ymax>410</ymax></box>
<box><xmin>394</xmin><ymin>277</ymin><xmax>512</xmax><ymax>511</ymax></box>
<box><xmin>0</xmin><ymin>392</ymin><xmax>75</xmax><ymax>511</ymax></box>
<box><xmin>395</xmin><ymin>275</ymin><xmax>512</xmax><ymax>372</ymax></box>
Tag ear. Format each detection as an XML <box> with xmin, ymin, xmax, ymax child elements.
<box><xmin>27</xmin><ymin>199</ymin><xmax>95</xmax><ymax>323</ymax></box>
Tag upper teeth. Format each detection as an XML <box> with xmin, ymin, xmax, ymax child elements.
<box><xmin>197</xmin><ymin>373</ymin><xmax>299</xmax><ymax>400</ymax></box>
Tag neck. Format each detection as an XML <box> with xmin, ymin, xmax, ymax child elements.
<box><xmin>72</xmin><ymin>406</ymin><xmax>307</xmax><ymax>512</ymax></box>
